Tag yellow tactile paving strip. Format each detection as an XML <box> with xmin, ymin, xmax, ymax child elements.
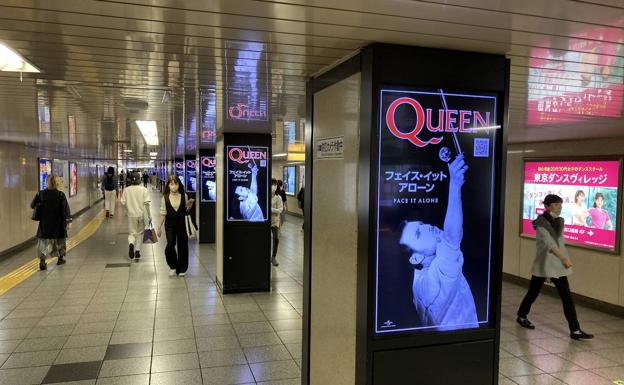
<box><xmin>0</xmin><ymin>210</ymin><xmax>106</xmax><ymax>296</ymax></box>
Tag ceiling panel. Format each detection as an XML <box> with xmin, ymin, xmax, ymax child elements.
<box><xmin>0</xmin><ymin>0</ymin><xmax>620</xmax><ymax>160</ymax></box>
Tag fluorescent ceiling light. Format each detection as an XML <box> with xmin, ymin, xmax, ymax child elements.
<box><xmin>149</xmin><ymin>152</ymin><xmax>158</xmax><ymax>156</ymax></box>
<box><xmin>0</xmin><ymin>42</ymin><xmax>40</xmax><ymax>73</ymax></box>
<box><xmin>136</xmin><ymin>120</ymin><xmax>159</xmax><ymax>146</ymax></box>
<box><xmin>123</xmin><ymin>149</ymin><xmax>133</xmax><ymax>153</ymax></box>
<box><xmin>272</xmin><ymin>153</ymin><xmax>287</xmax><ymax>158</ymax></box>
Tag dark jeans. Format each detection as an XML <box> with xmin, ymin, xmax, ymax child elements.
<box><xmin>271</xmin><ymin>227</ymin><xmax>279</xmax><ymax>259</ymax></box>
<box><xmin>165</xmin><ymin>228</ymin><xmax>189</xmax><ymax>274</ymax></box>
<box><xmin>517</xmin><ymin>275</ymin><xmax>580</xmax><ymax>332</ymax></box>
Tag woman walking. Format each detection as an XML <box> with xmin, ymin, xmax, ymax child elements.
<box><xmin>271</xmin><ymin>179</ymin><xmax>284</xmax><ymax>267</ymax></box>
<box><xmin>31</xmin><ymin>175</ymin><xmax>72</xmax><ymax>270</ymax></box>
<box><xmin>156</xmin><ymin>176</ymin><xmax>194</xmax><ymax>277</ymax></box>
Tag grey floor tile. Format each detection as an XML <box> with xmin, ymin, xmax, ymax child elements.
<box><xmin>109</xmin><ymin>330</ymin><xmax>153</xmax><ymax>345</ymax></box>
<box><xmin>55</xmin><ymin>346</ymin><xmax>107</xmax><ymax>365</ymax></box>
<box><xmin>499</xmin><ymin>357</ymin><xmax>544</xmax><ymax>377</ymax></box>
<box><xmin>559</xmin><ymin>350</ymin><xmax>620</xmax><ymax>369</ymax></box>
<box><xmin>193</xmin><ymin>314</ymin><xmax>231</xmax><ymax>326</ymax></box>
<box><xmin>226</xmin><ymin>312</ymin><xmax>267</xmax><ymax>324</ymax></box>
<box><xmin>15</xmin><ymin>336</ymin><xmax>69</xmax><ymax>353</ymax></box>
<box><xmin>151</xmin><ymin>352</ymin><xmax>200</xmax><ymax>373</ymax></box>
<box><xmin>2</xmin><ymin>349</ymin><xmax>59</xmax><ymax>368</ymax></box>
<box><xmin>42</xmin><ymin>361</ymin><xmax>103</xmax><ymax>384</ymax></box>
<box><xmin>194</xmin><ymin>324</ymin><xmax>236</xmax><ymax>338</ymax></box>
<box><xmin>244</xmin><ymin>345</ymin><xmax>292</xmax><ymax>364</ymax></box>
<box><xmin>520</xmin><ymin>353</ymin><xmax>583</xmax><ymax>373</ymax></box>
<box><xmin>0</xmin><ymin>328</ymin><xmax>32</xmax><ymax>340</ymax></box>
<box><xmin>0</xmin><ymin>365</ymin><xmax>51</xmax><ymax>385</ymax></box>
<box><xmin>104</xmin><ymin>343</ymin><xmax>153</xmax><ymax>360</ymax></box>
<box><xmin>269</xmin><ymin>319</ymin><xmax>301</xmax><ymax>332</ymax></box>
<box><xmin>199</xmin><ymin>349</ymin><xmax>247</xmax><ymax>368</ymax></box>
<box><xmin>95</xmin><ymin>374</ymin><xmax>149</xmax><ymax>385</ymax></box>
<box><xmin>196</xmin><ymin>336</ymin><xmax>240</xmax><ymax>352</ymax></box>
<box><xmin>153</xmin><ymin>339</ymin><xmax>197</xmax><ymax>356</ymax></box>
<box><xmin>249</xmin><ymin>360</ymin><xmax>301</xmax><ymax>382</ymax></box>
<box><xmin>0</xmin><ymin>339</ymin><xmax>22</xmax><ymax>354</ymax></box>
<box><xmin>256</xmin><ymin>379</ymin><xmax>301</xmax><ymax>385</ymax></box>
<box><xmin>276</xmin><ymin>330</ymin><xmax>301</xmax><ymax>344</ymax></box>
<box><xmin>98</xmin><ymin>357</ymin><xmax>152</xmax><ymax>377</ymax></box>
<box><xmin>154</xmin><ymin>327</ymin><xmax>195</xmax><ymax>342</ymax></box>
<box><xmin>45</xmin><ymin>380</ymin><xmax>96</xmax><ymax>385</ymax></box>
<box><xmin>64</xmin><ymin>333</ymin><xmax>112</xmax><ymax>349</ymax></box>
<box><xmin>201</xmin><ymin>364</ymin><xmax>255</xmax><ymax>385</ymax></box>
<box><xmin>238</xmin><ymin>332</ymin><xmax>283</xmax><ymax>348</ymax></box>
<box><xmin>551</xmin><ymin>370</ymin><xmax>613</xmax><ymax>385</ymax></box>
<box><xmin>150</xmin><ymin>369</ymin><xmax>203</xmax><ymax>385</ymax></box>
<box><xmin>73</xmin><ymin>322</ymin><xmax>116</xmax><ymax>336</ymax></box>
<box><xmin>233</xmin><ymin>322</ymin><xmax>274</xmax><ymax>336</ymax></box>
<box><xmin>591</xmin><ymin>366</ymin><xmax>624</xmax><ymax>381</ymax></box>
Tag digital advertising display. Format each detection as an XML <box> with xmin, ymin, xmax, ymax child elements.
<box><xmin>201</xmin><ymin>156</ymin><xmax>216</xmax><ymax>202</ymax></box>
<box><xmin>283</xmin><ymin>166</ymin><xmax>296</xmax><ymax>196</ymax></box>
<box><xmin>53</xmin><ymin>159</ymin><xmax>68</xmax><ymax>193</ymax></box>
<box><xmin>298</xmin><ymin>165</ymin><xmax>305</xmax><ymax>191</ymax></box>
<box><xmin>175</xmin><ymin>160</ymin><xmax>185</xmax><ymax>185</ymax></box>
<box><xmin>375</xmin><ymin>88</ymin><xmax>498</xmax><ymax>335</ymax></box>
<box><xmin>522</xmin><ymin>159</ymin><xmax>621</xmax><ymax>252</ymax></box>
<box><xmin>527</xmin><ymin>23</ymin><xmax>624</xmax><ymax>125</ymax></box>
<box><xmin>38</xmin><ymin>158</ymin><xmax>52</xmax><ymax>191</ymax></box>
<box><xmin>185</xmin><ymin>159</ymin><xmax>197</xmax><ymax>193</ymax></box>
<box><xmin>68</xmin><ymin>115</ymin><xmax>77</xmax><ymax>148</ymax></box>
<box><xmin>226</xmin><ymin>145</ymin><xmax>269</xmax><ymax>222</ymax></box>
<box><xmin>69</xmin><ymin>162</ymin><xmax>78</xmax><ymax>197</ymax></box>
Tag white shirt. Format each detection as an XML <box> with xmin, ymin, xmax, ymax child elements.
<box><xmin>412</xmin><ymin>240</ymin><xmax>479</xmax><ymax>330</ymax></box>
<box><xmin>120</xmin><ymin>185</ymin><xmax>151</xmax><ymax>218</ymax></box>
<box><xmin>271</xmin><ymin>194</ymin><xmax>284</xmax><ymax>228</ymax></box>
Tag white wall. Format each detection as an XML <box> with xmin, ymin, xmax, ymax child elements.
<box><xmin>271</xmin><ymin>159</ymin><xmax>303</xmax><ymax>216</ymax></box>
<box><xmin>504</xmin><ymin>139</ymin><xmax>624</xmax><ymax>306</ymax></box>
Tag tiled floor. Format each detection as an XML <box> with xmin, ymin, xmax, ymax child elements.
<box><xmin>1</xmin><ymin>192</ymin><xmax>624</xmax><ymax>384</ymax></box>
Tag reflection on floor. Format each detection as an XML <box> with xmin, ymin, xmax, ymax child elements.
<box><xmin>0</xmin><ymin>193</ymin><xmax>622</xmax><ymax>384</ymax></box>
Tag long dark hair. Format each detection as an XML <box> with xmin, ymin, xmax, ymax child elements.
<box><xmin>593</xmin><ymin>192</ymin><xmax>605</xmax><ymax>208</ymax></box>
<box><xmin>163</xmin><ymin>175</ymin><xmax>185</xmax><ymax>197</ymax></box>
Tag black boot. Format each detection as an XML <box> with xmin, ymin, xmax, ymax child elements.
<box><xmin>134</xmin><ymin>251</ymin><xmax>141</xmax><ymax>260</ymax></box>
<box><xmin>516</xmin><ymin>317</ymin><xmax>535</xmax><ymax>330</ymax></box>
<box><xmin>271</xmin><ymin>258</ymin><xmax>279</xmax><ymax>267</ymax></box>
<box><xmin>129</xmin><ymin>244</ymin><xmax>134</xmax><ymax>260</ymax></box>
<box><xmin>57</xmin><ymin>256</ymin><xmax>66</xmax><ymax>265</ymax></box>
<box><xmin>39</xmin><ymin>260</ymin><xmax>47</xmax><ymax>270</ymax></box>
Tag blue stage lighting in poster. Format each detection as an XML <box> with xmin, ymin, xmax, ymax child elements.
<box><xmin>201</xmin><ymin>156</ymin><xmax>216</xmax><ymax>202</ymax></box>
<box><xmin>175</xmin><ymin>161</ymin><xmax>185</xmax><ymax>185</ymax></box>
<box><xmin>375</xmin><ymin>88</ymin><xmax>498</xmax><ymax>334</ymax></box>
<box><xmin>186</xmin><ymin>159</ymin><xmax>197</xmax><ymax>193</ymax></box>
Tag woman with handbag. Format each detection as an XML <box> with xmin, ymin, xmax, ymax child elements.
<box><xmin>31</xmin><ymin>175</ymin><xmax>72</xmax><ymax>270</ymax></box>
<box><xmin>156</xmin><ymin>176</ymin><xmax>194</xmax><ymax>277</ymax></box>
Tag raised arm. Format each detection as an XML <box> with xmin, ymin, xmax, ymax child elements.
<box><xmin>249</xmin><ymin>164</ymin><xmax>259</xmax><ymax>195</ymax></box>
<box><xmin>443</xmin><ymin>155</ymin><xmax>467</xmax><ymax>248</ymax></box>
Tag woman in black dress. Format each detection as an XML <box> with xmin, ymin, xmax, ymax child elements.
<box><xmin>31</xmin><ymin>175</ymin><xmax>72</xmax><ymax>270</ymax></box>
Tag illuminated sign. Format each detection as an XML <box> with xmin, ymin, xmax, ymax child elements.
<box><xmin>228</xmin><ymin>103</ymin><xmax>268</xmax><ymax>121</ymax></box>
<box><xmin>38</xmin><ymin>158</ymin><xmax>52</xmax><ymax>191</ymax></box>
<box><xmin>186</xmin><ymin>159</ymin><xmax>197</xmax><ymax>193</ymax></box>
<box><xmin>283</xmin><ymin>166</ymin><xmax>296</xmax><ymax>196</ymax></box>
<box><xmin>69</xmin><ymin>162</ymin><xmax>77</xmax><ymax>197</ymax></box>
<box><xmin>201</xmin><ymin>156</ymin><xmax>216</xmax><ymax>202</ymax></box>
<box><xmin>522</xmin><ymin>160</ymin><xmax>621</xmax><ymax>252</ymax></box>
<box><xmin>226</xmin><ymin>145</ymin><xmax>269</xmax><ymax>222</ymax></box>
<box><xmin>175</xmin><ymin>160</ymin><xmax>185</xmax><ymax>184</ymax></box>
<box><xmin>375</xmin><ymin>88</ymin><xmax>498</xmax><ymax>334</ymax></box>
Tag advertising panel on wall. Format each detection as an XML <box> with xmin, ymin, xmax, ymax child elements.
<box><xmin>68</xmin><ymin>115</ymin><xmax>77</xmax><ymax>148</ymax></box>
<box><xmin>175</xmin><ymin>160</ymin><xmax>185</xmax><ymax>185</ymax></box>
<box><xmin>298</xmin><ymin>165</ymin><xmax>305</xmax><ymax>191</ymax></box>
<box><xmin>521</xmin><ymin>159</ymin><xmax>621</xmax><ymax>252</ymax></box>
<box><xmin>375</xmin><ymin>88</ymin><xmax>498</xmax><ymax>335</ymax></box>
<box><xmin>283</xmin><ymin>166</ymin><xmax>296</xmax><ymax>196</ymax></box>
<box><xmin>226</xmin><ymin>146</ymin><xmax>269</xmax><ymax>222</ymax></box>
<box><xmin>53</xmin><ymin>159</ymin><xmax>68</xmax><ymax>193</ymax></box>
<box><xmin>69</xmin><ymin>162</ymin><xmax>78</xmax><ymax>197</ymax></box>
<box><xmin>201</xmin><ymin>156</ymin><xmax>216</xmax><ymax>202</ymax></box>
<box><xmin>186</xmin><ymin>159</ymin><xmax>197</xmax><ymax>193</ymax></box>
<box><xmin>38</xmin><ymin>158</ymin><xmax>52</xmax><ymax>191</ymax></box>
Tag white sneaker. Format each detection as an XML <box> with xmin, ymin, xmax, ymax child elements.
<box><xmin>178</xmin><ymin>272</ymin><xmax>186</xmax><ymax>277</ymax></box>
<box><xmin>168</xmin><ymin>269</ymin><xmax>176</xmax><ymax>277</ymax></box>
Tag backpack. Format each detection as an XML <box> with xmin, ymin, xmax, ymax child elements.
<box><xmin>104</xmin><ymin>174</ymin><xmax>115</xmax><ymax>191</ymax></box>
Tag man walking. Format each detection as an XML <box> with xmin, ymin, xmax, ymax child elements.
<box><xmin>101</xmin><ymin>167</ymin><xmax>118</xmax><ymax>218</ymax></box>
<box><xmin>121</xmin><ymin>172</ymin><xmax>152</xmax><ymax>260</ymax></box>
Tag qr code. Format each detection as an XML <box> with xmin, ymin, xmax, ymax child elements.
<box><xmin>473</xmin><ymin>138</ymin><xmax>490</xmax><ymax>157</ymax></box>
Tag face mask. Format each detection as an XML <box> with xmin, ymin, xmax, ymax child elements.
<box><xmin>271</xmin><ymin>186</ymin><xmax>277</xmax><ymax>193</ymax></box>
<box><xmin>170</xmin><ymin>185</ymin><xmax>179</xmax><ymax>193</ymax></box>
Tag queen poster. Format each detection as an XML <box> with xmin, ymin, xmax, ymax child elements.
<box><xmin>375</xmin><ymin>88</ymin><xmax>498</xmax><ymax>334</ymax></box>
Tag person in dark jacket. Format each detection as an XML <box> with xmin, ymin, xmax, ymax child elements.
<box><xmin>31</xmin><ymin>175</ymin><xmax>72</xmax><ymax>270</ymax></box>
<box><xmin>156</xmin><ymin>176</ymin><xmax>194</xmax><ymax>277</ymax></box>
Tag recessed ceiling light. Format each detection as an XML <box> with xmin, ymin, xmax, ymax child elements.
<box><xmin>136</xmin><ymin>120</ymin><xmax>159</xmax><ymax>146</ymax></box>
<box><xmin>0</xmin><ymin>42</ymin><xmax>40</xmax><ymax>73</ymax></box>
